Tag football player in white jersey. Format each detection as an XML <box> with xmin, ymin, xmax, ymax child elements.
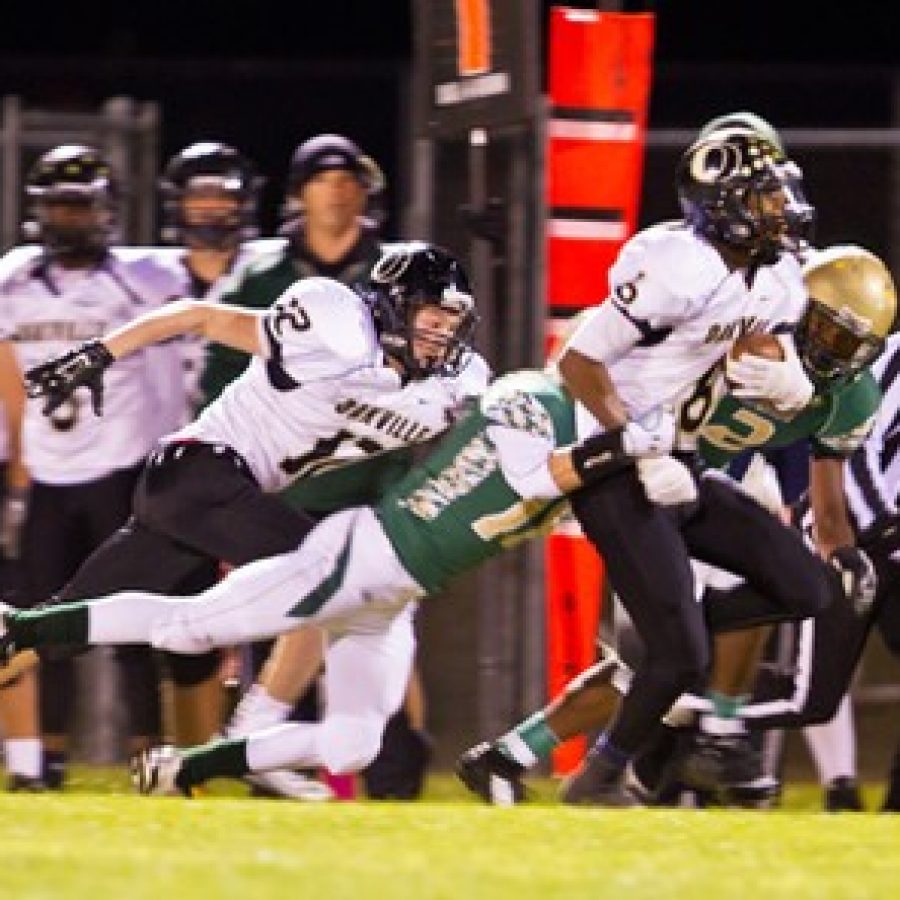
<box><xmin>542</xmin><ymin>127</ymin><xmax>836</xmax><ymax>804</ymax></box>
<box><xmin>13</xmin><ymin>241</ymin><xmax>484</xmax><ymax>780</ymax></box>
<box><xmin>0</xmin><ymin>144</ymin><xmax>187</xmax><ymax>790</ymax></box>
<box><xmin>155</xmin><ymin>140</ymin><xmax>291</xmax><ymax>761</ymax></box>
<box><xmin>158</xmin><ymin>140</ymin><xmax>283</xmax><ymax>420</ymax></box>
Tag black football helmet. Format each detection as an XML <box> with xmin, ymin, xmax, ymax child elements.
<box><xmin>677</xmin><ymin>128</ymin><xmax>815</xmax><ymax>261</ymax></box>
<box><xmin>364</xmin><ymin>242</ymin><xmax>477</xmax><ymax>378</ymax></box>
<box><xmin>159</xmin><ymin>141</ymin><xmax>262</xmax><ymax>249</ymax></box>
<box><xmin>24</xmin><ymin>144</ymin><xmax>118</xmax><ymax>260</ymax></box>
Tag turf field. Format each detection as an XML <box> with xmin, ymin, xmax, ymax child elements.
<box><xmin>2</xmin><ymin>770</ymin><xmax>899</xmax><ymax>899</ymax></box>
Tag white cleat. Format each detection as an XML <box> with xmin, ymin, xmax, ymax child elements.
<box><xmin>131</xmin><ymin>745</ymin><xmax>189</xmax><ymax>796</ymax></box>
<box><xmin>246</xmin><ymin>769</ymin><xmax>334</xmax><ymax>802</ymax></box>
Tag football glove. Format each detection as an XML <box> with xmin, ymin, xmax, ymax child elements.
<box><xmin>636</xmin><ymin>455</ymin><xmax>698</xmax><ymax>506</ymax></box>
<box><xmin>726</xmin><ymin>334</ymin><xmax>814</xmax><ymax>415</ymax></box>
<box><xmin>24</xmin><ymin>340</ymin><xmax>115</xmax><ymax>417</ymax></box>
<box><xmin>829</xmin><ymin>545</ymin><xmax>878</xmax><ymax>615</ymax></box>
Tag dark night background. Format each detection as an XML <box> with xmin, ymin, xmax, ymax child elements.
<box><xmin>1</xmin><ymin>1</ymin><xmax>899</xmax><ymax>235</ymax></box>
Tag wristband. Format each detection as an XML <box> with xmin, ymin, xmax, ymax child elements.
<box><xmin>570</xmin><ymin>428</ymin><xmax>632</xmax><ymax>485</ymax></box>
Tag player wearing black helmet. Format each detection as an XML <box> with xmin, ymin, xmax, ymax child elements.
<box><xmin>159</xmin><ymin>141</ymin><xmax>262</xmax><ymax>252</ymax></box>
<box><xmin>0</xmin><ymin>144</ymin><xmax>188</xmax><ymax>790</ymax></box>
<box><xmin>23</xmin><ymin>144</ymin><xmax>119</xmax><ymax>265</ymax></box>
<box><xmin>494</xmin><ymin>127</ymin><xmax>833</xmax><ymax>805</ymax></box>
<box><xmin>6</xmin><ymin>243</ymin><xmax>487</xmax><ymax>798</ymax></box>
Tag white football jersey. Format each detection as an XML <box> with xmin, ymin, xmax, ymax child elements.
<box><xmin>158</xmin><ymin>239</ymin><xmax>288</xmax><ymax>423</ymax></box>
<box><xmin>174</xmin><ymin>276</ymin><xmax>490</xmax><ymax>492</ymax></box>
<box><xmin>563</xmin><ymin>223</ymin><xmax>808</xmax><ymax>434</ymax></box>
<box><xmin>0</xmin><ymin>245</ymin><xmax>185</xmax><ymax>484</ymax></box>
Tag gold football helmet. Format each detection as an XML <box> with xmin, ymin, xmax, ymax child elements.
<box><xmin>797</xmin><ymin>245</ymin><xmax>897</xmax><ymax>380</ymax></box>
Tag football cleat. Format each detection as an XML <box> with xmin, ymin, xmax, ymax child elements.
<box><xmin>559</xmin><ymin>752</ymin><xmax>644</xmax><ymax>807</ymax></box>
<box><xmin>456</xmin><ymin>742</ymin><xmax>526</xmax><ymax>806</ymax></box>
<box><xmin>725</xmin><ymin>774</ymin><xmax>782</xmax><ymax>809</ymax></box>
<box><xmin>677</xmin><ymin>731</ymin><xmax>763</xmax><ymax>792</ymax></box>
<box><xmin>131</xmin><ymin>746</ymin><xmax>192</xmax><ymax>797</ymax></box>
<box><xmin>246</xmin><ymin>770</ymin><xmax>334</xmax><ymax>802</ymax></box>
<box><xmin>824</xmin><ymin>776</ymin><xmax>863</xmax><ymax>812</ymax></box>
<box><xmin>7</xmin><ymin>774</ymin><xmax>48</xmax><ymax>793</ymax></box>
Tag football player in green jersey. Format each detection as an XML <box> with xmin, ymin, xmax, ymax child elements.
<box><xmin>0</xmin><ymin>368</ymin><xmax>677</xmax><ymax>793</ymax></box>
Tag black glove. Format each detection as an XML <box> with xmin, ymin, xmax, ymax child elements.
<box><xmin>24</xmin><ymin>340</ymin><xmax>115</xmax><ymax>417</ymax></box>
<box><xmin>829</xmin><ymin>545</ymin><xmax>878</xmax><ymax>615</ymax></box>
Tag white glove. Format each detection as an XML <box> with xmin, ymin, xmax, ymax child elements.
<box><xmin>726</xmin><ymin>334</ymin><xmax>814</xmax><ymax>415</ymax></box>
<box><xmin>737</xmin><ymin>452</ymin><xmax>786</xmax><ymax>518</ymax></box>
<box><xmin>621</xmin><ymin>406</ymin><xmax>676</xmax><ymax>457</ymax></box>
<box><xmin>1</xmin><ymin>489</ymin><xmax>28</xmax><ymax>560</ymax></box>
<box><xmin>636</xmin><ymin>456</ymin><xmax>698</xmax><ymax>506</ymax></box>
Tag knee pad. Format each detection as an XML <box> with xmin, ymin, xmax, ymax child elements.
<box><xmin>166</xmin><ymin>650</ymin><xmax>221</xmax><ymax>687</ymax></box>
<box><xmin>317</xmin><ymin>715</ymin><xmax>385</xmax><ymax>774</ymax></box>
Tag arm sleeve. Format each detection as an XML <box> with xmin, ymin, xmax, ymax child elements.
<box><xmin>486</xmin><ymin>423</ymin><xmax>562</xmax><ymax>500</ymax></box>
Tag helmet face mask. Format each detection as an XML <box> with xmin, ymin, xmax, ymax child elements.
<box><xmin>159</xmin><ymin>142</ymin><xmax>260</xmax><ymax>250</ymax></box>
<box><xmin>796</xmin><ymin>246</ymin><xmax>897</xmax><ymax>382</ymax></box>
<box><xmin>366</xmin><ymin>242</ymin><xmax>477</xmax><ymax>379</ymax></box>
<box><xmin>25</xmin><ymin>144</ymin><xmax>118</xmax><ymax>260</ymax></box>
<box><xmin>678</xmin><ymin>129</ymin><xmax>815</xmax><ymax>260</ymax></box>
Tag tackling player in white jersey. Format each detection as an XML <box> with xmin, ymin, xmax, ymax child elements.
<box><xmin>11</xmin><ymin>239</ymin><xmax>485</xmax><ymax>776</ymax></box>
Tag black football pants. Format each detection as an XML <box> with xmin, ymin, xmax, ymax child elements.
<box><xmin>571</xmin><ymin>468</ymin><xmax>831</xmax><ymax>758</ymax></box>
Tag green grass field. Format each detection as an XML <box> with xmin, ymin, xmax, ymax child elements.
<box><xmin>2</xmin><ymin>770</ymin><xmax>899</xmax><ymax>899</ymax></box>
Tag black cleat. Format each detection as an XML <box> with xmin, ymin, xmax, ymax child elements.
<box><xmin>456</xmin><ymin>742</ymin><xmax>526</xmax><ymax>806</ymax></box>
<box><xmin>678</xmin><ymin>731</ymin><xmax>763</xmax><ymax>793</ymax></box>
<box><xmin>7</xmin><ymin>774</ymin><xmax>47</xmax><ymax>793</ymax></box>
<box><xmin>559</xmin><ymin>752</ymin><xmax>644</xmax><ymax>807</ymax></box>
<box><xmin>825</xmin><ymin>777</ymin><xmax>863</xmax><ymax>812</ymax></box>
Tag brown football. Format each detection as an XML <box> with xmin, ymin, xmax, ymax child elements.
<box><xmin>729</xmin><ymin>332</ymin><xmax>785</xmax><ymax>362</ymax></box>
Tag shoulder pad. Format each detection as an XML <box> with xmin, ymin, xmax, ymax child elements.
<box><xmin>270</xmin><ymin>277</ymin><xmax>376</xmax><ymax>361</ymax></box>
<box><xmin>0</xmin><ymin>245</ymin><xmax>44</xmax><ymax>291</ymax></box>
<box><xmin>610</xmin><ymin>225</ymin><xmax>726</xmax><ymax>315</ymax></box>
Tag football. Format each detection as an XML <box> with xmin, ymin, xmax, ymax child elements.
<box><xmin>729</xmin><ymin>331</ymin><xmax>784</xmax><ymax>362</ymax></box>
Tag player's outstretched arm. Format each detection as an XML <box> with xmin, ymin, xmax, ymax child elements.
<box><xmin>24</xmin><ymin>301</ymin><xmax>265</xmax><ymax>416</ymax></box>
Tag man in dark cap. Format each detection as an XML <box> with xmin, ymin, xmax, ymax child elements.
<box><xmin>200</xmin><ymin>133</ymin><xmax>385</xmax><ymax>404</ymax></box>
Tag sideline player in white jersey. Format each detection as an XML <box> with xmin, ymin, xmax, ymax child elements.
<box><xmin>0</xmin><ymin>144</ymin><xmax>187</xmax><ymax>790</ymax></box>
<box><xmin>157</xmin><ymin>140</ymin><xmax>284</xmax><ymax>421</ymax></box>
<box><xmin>153</xmin><ymin>140</ymin><xmax>289</xmax><ymax>757</ymax></box>
<box><xmin>541</xmin><ymin>126</ymin><xmax>835</xmax><ymax>804</ymax></box>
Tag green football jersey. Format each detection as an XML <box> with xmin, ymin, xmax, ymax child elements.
<box><xmin>379</xmin><ymin>370</ymin><xmax>575</xmax><ymax>595</ymax></box>
<box><xmin>693</xmin><ymin>366</ymin><xmax>881</xmax><ymax>468</ymax></box>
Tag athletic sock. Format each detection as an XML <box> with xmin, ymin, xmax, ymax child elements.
<box><xmin>10</xmin><ymin>604</ymin><xmax>89</xmax><ymax>649</ymax></box>
<box><xmin>4</xmin><ymin>738</ymin><xmax>42</xmax><ymax>779</ymax></box>
<box><xmin>177</xmin><ymin>737</ymin><xmax>249</xmax><ymax>790</ymax></box>
<box><xmin>497</xmin><ymin>712</ymin><xmax>560</xmax><ymax>767</ymax></box>
<box><xmin>227</xmin><ymin>684</ymin><xmax>293</xmax><ymax>736</ymax></box>
<box><xmin>42</xmin><ymin>749</ymin><xmax>68</xmax><ymax>789</ymax></box>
